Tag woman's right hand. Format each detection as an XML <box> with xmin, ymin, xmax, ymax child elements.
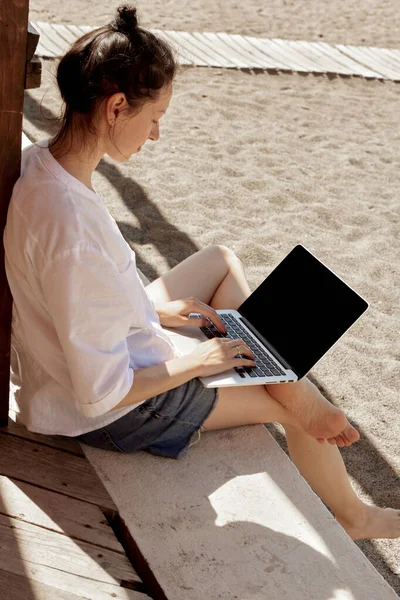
<box><xmin>189</xmin><ymin>337</ymin><xmax>257</xmax><ymax>378</ymax></box>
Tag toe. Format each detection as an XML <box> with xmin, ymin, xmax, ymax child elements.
<box><xmin>339</xmin><ymin>433</ymin><xmax>352</xmax><ymax>447</ymax></box>
<box><xmin>344</xmin><ymin>425</ymin><xmax>360</xmax><ymax>444</ymax></box>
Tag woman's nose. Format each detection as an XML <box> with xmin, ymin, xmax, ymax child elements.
<box><xmin>149</xmin><ymin>122</ymin><xmax>160</xmax><ymax>141</ymax></box>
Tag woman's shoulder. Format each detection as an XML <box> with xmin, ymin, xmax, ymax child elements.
<box><xmin>6</xmin><ymin>142</ymin><xmax>132</xmax><ymax>274</ymax></box>
<box><xmin>9</xmin><ymin>154</ymin><xmax>81</xmax><ymax>251</ymax></box>
<box><xmin>13</xmin><ymin>142</ymin><xmax>81</xmax><ymax>215</ymax></box>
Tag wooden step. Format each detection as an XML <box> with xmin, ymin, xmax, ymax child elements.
<box><xmin>1</xmin><ymin>412</ymin><xmax>85</xmax><ymax>456</ymax></box>
<box><xmin>0</xmin><ymin>431</ymin><xmax>116</xmax><ymax>509</ymax></box>
<box><xmin>0</xmin><ymin>514</ymin><xmax>147</xmax><ymax>600</ymax></box>
<box><xmin>0</xmin><ymin>475</ymin><xmax>120</xmax><ymax>550</ymax></box>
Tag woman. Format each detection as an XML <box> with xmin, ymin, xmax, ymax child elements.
<box><xmin>4</xmin><ymin>6</ymin><xmax>399</xmax><ymax>541</ymax></box>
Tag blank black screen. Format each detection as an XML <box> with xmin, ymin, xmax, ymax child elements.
<box><xmin>239</xmin><ymin>245</ymin><xmax>368</xmax><ymax>378</ymax></box>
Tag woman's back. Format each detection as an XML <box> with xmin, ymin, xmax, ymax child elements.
<box><xmin>4</xmin><ymin>139</ymin><xmax>175</xmax><ymax>436</ymax></box>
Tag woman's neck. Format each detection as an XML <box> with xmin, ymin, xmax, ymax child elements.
<box><xmin>49</xmin><ymin>135</ymin><xmax>104</xmax><ymax>192</ymax></box>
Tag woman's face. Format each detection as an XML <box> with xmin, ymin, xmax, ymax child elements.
<box><xmin>106</xmin><ymin>84</ymin><xmax>172</xmax><ymax>162</ymax></box>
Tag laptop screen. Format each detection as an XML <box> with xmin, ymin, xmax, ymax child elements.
<box><xmin>238</xmin><ymin>245</ymin><xmax>368</xmax><ymax>378</ymax></box>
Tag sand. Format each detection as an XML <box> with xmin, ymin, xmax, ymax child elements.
<box><xmin>25</xmin><ymin>0</ymin><xmax>399</xmax><ymax>594</ymax></box>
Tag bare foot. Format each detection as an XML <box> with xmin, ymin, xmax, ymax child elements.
<box><xmin>338</xmin><ymin>504</ymin><xmax>400</xmax><ymax>540</ymax></box>
<box><xmin>327</xmin><ymin>430</ymin><xmax>358</xmax><ymax>447</ymax></box>
<box><xmin>268</xmin><ymin>380</ymin><xmax>360</xmax><ymax>445</ymax></box>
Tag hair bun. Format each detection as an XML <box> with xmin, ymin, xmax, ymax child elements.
<box><xmin>111</xmin><ymin>5</ymin><xmax>139</xmax><ymax>36</ymax></box>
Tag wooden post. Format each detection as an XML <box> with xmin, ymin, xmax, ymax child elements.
<box><xmin>0</xmin><ymin>0</ymin><xmax>30</xmax><ymax>426</ymax></box>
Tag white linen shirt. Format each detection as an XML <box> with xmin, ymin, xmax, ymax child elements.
<box><xmin>4</xmin><ymin>140</ymin><xmax>177</xmax><ymax>436</ymax></box>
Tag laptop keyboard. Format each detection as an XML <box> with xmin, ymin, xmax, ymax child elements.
<box><xmin>200</xmin><ymin>314</ymin><xmax>286</xmax><ymax>379</ymax></box>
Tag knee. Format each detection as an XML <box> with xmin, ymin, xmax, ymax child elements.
<box><xmin>207</xmin><ymin>244</ymin><xmax>242</xmax><ymax>268</ymax></box>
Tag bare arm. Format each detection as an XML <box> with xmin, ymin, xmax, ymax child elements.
<box><xmin>111</xmin><ymin>354</ymin><xmax>200</xmax><ymax>410</ymax></box>
<box><xmin>111</xmin><ymin>337</ymin><xmax>256</xmax><ymax>411</ymax></box>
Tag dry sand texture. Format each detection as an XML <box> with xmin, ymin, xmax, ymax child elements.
<box><xmin>25</xmin><ymin>0</ymin><xmax>399</xmax><ymax>594</ymax></box>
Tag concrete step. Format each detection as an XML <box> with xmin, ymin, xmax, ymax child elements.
<box><xmin>81</xmin><ymin>425</ymin><xmax>398</xmax><ymax>600</ymax></box>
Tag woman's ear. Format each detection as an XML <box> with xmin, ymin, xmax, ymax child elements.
<box><xmin>106</xmin><ymin>93</ymin><xmax>127</xmax><ymax>125</ymax></box>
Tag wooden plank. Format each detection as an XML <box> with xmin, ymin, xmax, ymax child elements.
<box><xmin>335</xmin><ymin>44</ymin><xmax>387</xmax><ymax>78</ymax></box>
<box><xmin>65</xmin><ymin>23</ymin><xmax>87</xmax><ymax>40</ymax></box>
<box><xmin>0</xmin><ymin>0</ymin><xmax>30</xmax><ymax>428</ymax></box>
<box><xmin>385</xmin><ymin>48</ymin><xmax>400</xmax><ymax>63</ymax></box>
<box><xmin>77</xmin><ymin>25</ymin><xmax>95</xmax><ymax>34</ymax></box>
<box><xmin>0</xmin><ymin>475</ymin><xmax>122</xmax><ymax>550</ymax></box>
<box><xmin>54</xmin><ymin>24</ymin><xmax>81</xmax><ymax>46</ymax></box>
<box><xmin>26</xmin><ymin>22</ymin><xmax>39</xmax><ymax>62</ymax></box>
<box><xmin>370</xmin><ymin>47</ymin><xmax>400</xmax><ymax>72</ymax></box>
<box><xmin>49</xmin><ymin>23</ymin><xmax>78</xmax><ymax>49</ymax></box>
<box><xmin>25</xmin><ymin>54</ymin><xmax>41</xmax><ymax>89</ymax></box>
<box><xmin>293</xmin><ymin>41</ymin><xmax>354</xmax><ymax>75</ymax></box>
<box><xmin>217</xmin><ymin>33</ymin><xmax>280</xmax><ymax>70</ymax></box>
<box><xmin>167</xmin><ymin>30</ymin><xmax>227</xmax><ymax>67</ymax></box>
<box><xmin>1</xmin><ymin>415</ymin><xmax>85</xmax><ymax>455</ymax></box>
<box><xmin>0</xmin><ymin>515</ymin><xmax>146</xmax><ymax>600</ymax></box>
<box><xmin>33</xmin><ymin>22</ymin><xmax>60</xmax><ymax>57</ymax></box>
<box><xmin>255</xmin><ymin>38</ymin><xmax>311</xmax><ymax>72</ymax></box>
<box><xmin>152</xmin><ymin>29</ymin><xmax>199</xmax><ymax>66</ymax></box>
<box><xmin>199</xmin><ymin>32</ymin><xmax>252</xmax><ymax>68</ymax></box>
<box><xmin>243</xmin><ymin>36</ymin><xmax>295</xmax><ymax>71</ymax></box>
<box><xmin>318</xmin><ymin>42</ymin><xmax>384</xmax><ymax>78</ymax></box>
<box><xmin>284</xmin><ymin>40</ymin><xmax>331</xmax><ymax>73</ymax></box>
<box><xmin>0</xmin><ymin>513</ymin><xmax>140</xmax><ymax>582</ymax></box>
<box><xmin>364</xmin><ymin>48</ymin><xmax>400</xmax><ymax>80</ymax></box>
<box><xmin>360</xmin><ymin>47</ymin><xmax>400</xmax><ymax>79</ymax></box>
<box><xmin>286</xmin><ymin>40</ymin><xmax>350</xmax><ymax>75</ymax></box>
<box><xmin>189</xmin><ymin>32</ymin><xmax>239</xmax><ymax>67</ymax></box>
<box><xmin>192</xmin><ymin>31</ymin><xmax>249</xmax><ymax>67</ymax></box>
<box><xmin>163</xmin><ymin>30</ymin><xmax>216</xmax><ymax>67</ymax></box>
<box><xmin>33</xmin><ymin>21</ymin><xmax>68</xmax><ymax>57</ymax></box>
<box><xmin>269</xmin><ymin>38</ymin><xmax>328</xmax><ymax>73</ymax></box>
<box><xmin>337</xmin><ymin>44</ymin><xmax>400</xmax><ymax>80</ymax></box>
<box><xmin>336</xmin><ymin>45</ymin><xmax>392</xmax><ymax>79</ymax></box>
<box><xmin>0</xmin><ymin>568</ymin><xmax>92</xmax><ymax>600</ymax></box>
<box><xmin>0</xmin><ymin>433</ymin><xmax>116</xmax><ymax>509</ymax></box>
<box><xmin>355</xmin><ymin>46</ymin><xmax>400</xmax><ymax>80</ymax></box>
<box><xmin>33</xmin><ymin>25</ymin><xmax>59</xmax><ymax>57</ymax></box>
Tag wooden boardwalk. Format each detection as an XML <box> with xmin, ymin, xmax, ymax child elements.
<box><xmin>0</xmin><ymin>411</ymin><xmax>151</xmax><ymax>600</ymax></box>
<box><xmin>32</xmin><ymin>21</ymin><xmax>400</xmax><ymax>81</ymax></box>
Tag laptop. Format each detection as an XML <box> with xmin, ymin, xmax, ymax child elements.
<box><xmin>165</xmin><ymin>245</ymin><xmax>368</xmax><ymax>388</ymax></box>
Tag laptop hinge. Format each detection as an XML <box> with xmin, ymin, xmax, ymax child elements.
<box><xmin>238</xmin><ymin>315</ymin><xmax>297</xmax><ymax>375</ymax></box>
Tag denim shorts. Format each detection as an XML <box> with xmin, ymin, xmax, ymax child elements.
<box><xmin>75</xmin><ymin>378</ymin><xmax>218</xmax><ymax>459</ymax></box>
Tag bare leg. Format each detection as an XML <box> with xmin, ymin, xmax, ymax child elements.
<box><xmin>147</xmin><ymin>245</ymin><xmax>358</xmax><ymax>444</ymax></box>
<box><xmin>202</xmin><ymin>389</ymin><xmax>400</xmax><ymax>540</ymax></box>
<box><xmin>282</xmin><ymin>422</ymin><xmax>400</xmax><ymax>540</ymax></box>
<box><xmin>147</xmin><ymin>246</ymin><xmax>400</xmax><ymax>540</ymax></box>
<box><xmin>146</xmin><ymin>245</ymin><xmax>251</xmax><ymax>308</ymax></box>
<box><xmin>266</xmin><ymin>378</ymin><xmax>359</xmax><ymax>447</ymax></box>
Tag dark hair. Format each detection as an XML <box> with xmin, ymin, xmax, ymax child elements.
<box><xmin>50</xmin><ymin>5</ymin><xmax>177</xmax><ymax>153</ymax></box>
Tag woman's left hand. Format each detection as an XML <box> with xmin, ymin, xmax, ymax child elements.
<box><xmin>154</xmin><ymin>297</ymin><xmax>227</xmax><ymax>332</ymax></box>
